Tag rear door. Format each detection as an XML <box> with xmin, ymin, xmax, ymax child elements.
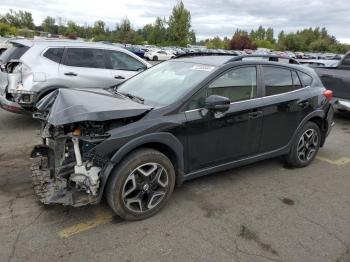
<box><xmin>105</xmin><ymin>50</ymin><xmax>147</xmax><ymax>83</ymax></box>
<box><xmin>259</xmin><ymin>65</ymin><xmax>312</xmax><ymax>152</ymax></box>
<box><xmin>59</xmin><ymin>47</ymin><xmax>114</xmax><ymax>89</ymax></box>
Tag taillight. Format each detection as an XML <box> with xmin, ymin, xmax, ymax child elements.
<box><xmin>323</xmin><ymin>89</ymin><xmax>333</xmax><ymax>101</ymax></box>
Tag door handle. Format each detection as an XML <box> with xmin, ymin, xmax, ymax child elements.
<box><xmin>64</xmin><ymin>72</ymin><xmax>78</xmax><ymax>76</ymax></box>
<box><xmin>297</xmin><ymin>101</ymin><xmax>309</xmax><ymax>108</ymax></box>
<box><xmin>114</xmin><ymin>75</ymin><xmax>125</xmax><ymax>80</ymax></box>
<box><xmin>248</xmin><ymin>111</ymin><xmax>263</xmax><ymax>119</ymax></box>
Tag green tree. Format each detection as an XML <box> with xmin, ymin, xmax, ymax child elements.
<box><xmin>189</xmin><ymin>30</ymin><xmax>196</xmax><ymax>45</ymax></box>
<box><xmin>116</xmin><ymin>17</ymin><xmax>132</xmax><ymax>43</ymax></box>
<box><xmin>266</xmin><ymin>28</ymin><xmax>274</xmax><ymax>43</ymax></box>
<box><xmin>146</xmin><ymin>17</ymin><xmax>167</xmax><ymax>45</ymax></box>
<box><xmin>206</xmin><ymin>36</ymin><xmax>225</xmax><ymax>49</ymax></box>
<box><xmin>168</xmin><ymin>1</ymin><xmax>192</xmax><ymax>46</ymax></box>
<box><xmin>0</xmin><ymin>22</ymin><xmax>18</xmax><ymax>36</ymax></box>
<box><xmin>277</xmin><ymin>30</ymin><xmax>286</xmax><ymax>50</ymax></box>
<box><xmin>2</xmin><ymin>9</ymin><xmax>34</xmax><ymax>29</ymax></box>
<box><xmin>309</xmin><ymin>39</ymin><xmax>330</xmax><ymax>52</ymax></box>
<box><xmin>93</xmin><ymin>20</ymin><xmax>105</xmax><ymax>35</ymax></box>
<box><xmin>65</xmin><ymin>21</ymin><xmax>79</xmax><ymax>39</ymax></box>
<box><xmin>42</xmin><ymin>16</ymin><xmax>56</xmax><ymax>34</ymax></box>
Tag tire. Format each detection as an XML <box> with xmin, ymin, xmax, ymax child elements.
<box><xmin>285</xmin><ymin>121</ymin><xmax>321</xmax><ymax>168</ymax></box>
<box><xmin>105</xmin><ymin>148</ymin><xmax>175</xmax><ymax>221</ymax></box>
<box><xmin>153</xmin><ymin>56</ymin><xmax>158</xmax><ymax>61</ymax></box>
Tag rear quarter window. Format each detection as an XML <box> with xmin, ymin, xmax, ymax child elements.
<box><xmin>299</xmin><ymin>72</ymin><xmax>313</xmax><ymax>87</ymax></box>
<box><xmin>43</xmin><ymin>48</ymin><xmax>64</xmax><ymax>63</ymax></box>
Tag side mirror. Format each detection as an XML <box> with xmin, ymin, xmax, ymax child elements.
<box><xmin>205</xmin><ymin>95</ymin><xmax>230</xmax><ymax>113</ymax></box>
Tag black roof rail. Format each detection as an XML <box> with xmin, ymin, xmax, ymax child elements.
<box><xmin>174</xmin><ymin>52</ymin><xmax>239</xmax><ymax>59</ymax></box>
<box><xmin>226</xmin><ymin>54</ymin><xmax>300</xmax><ymax>64</ymax></box>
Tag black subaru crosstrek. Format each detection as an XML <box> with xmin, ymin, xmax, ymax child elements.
<box><xmin>31</xmin><ymin>54</ymin><xmax>334</xmax><ymax>220</ymax></box>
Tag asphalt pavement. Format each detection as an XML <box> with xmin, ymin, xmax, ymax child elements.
<box><xmin>0</xmin><ymin>109</ymin><xmax>350</xmax><ymax>262</ymax></box>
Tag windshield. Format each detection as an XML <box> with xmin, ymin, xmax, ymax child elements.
<box><xmin>117</xmin><ymin>61</ymin><xmax>217</xmax><ymax>106</ymax></box>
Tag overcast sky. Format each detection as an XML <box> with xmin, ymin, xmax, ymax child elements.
<box><xmin>1</xmin><ymin>0</ymin><xmax>350</xmax><ymax>43</ymax></box>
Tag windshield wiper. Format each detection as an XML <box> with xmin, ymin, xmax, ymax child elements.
<box><xmin>114</xmin><ymin>90</ymin><xmax>144</xmax><ymax>104</ymax></box>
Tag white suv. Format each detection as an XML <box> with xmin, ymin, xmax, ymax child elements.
<box><xmin>0</xmin><ymin>39</ymin><xmax>151</xmax><ymax>113</ymax></box>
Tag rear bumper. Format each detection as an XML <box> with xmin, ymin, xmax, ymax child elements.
<box><xmin>0</xmin><ymin>93</ymin><xmax>27</xmax><ymax>114</ymax></box>
<box><xmin>333</xmin><ymin>97</ymin><xmax>350</xmax><ymax>112</ymax></box>
<box><xmin>325</xmin><ymin>104</ymin><xmax>334</xmax><ymax>137</ymax></box>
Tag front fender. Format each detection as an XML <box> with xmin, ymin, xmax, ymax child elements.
<box><xmin>110</xmin><ymin>132</ymin><xmax>184</xmax><ymax>170</ymax></box>
<box><xmin>97</xmin><ymin>132</ymin><xmax>185</xmax><ymax>201</ymax></box>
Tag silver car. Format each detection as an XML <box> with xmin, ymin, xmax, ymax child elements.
<box><xmin>0</xmin><ymin>39</ymin><xmax>151</xmax><ymax>113</ymax></box>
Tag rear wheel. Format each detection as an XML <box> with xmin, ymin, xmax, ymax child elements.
<box><xmin>106</xmin><ymin>148</ymin><xmax>175</xmax><ymax>220</ymax></box>
<box><xmin>153</xmin><ymin>56</ymin><xmax>158</xmax><ymax>61</ymax></box>
<box><xmin>285</xmin><ymin>121</ymin><xmax>321</xmax><ymax>167</ymax></box>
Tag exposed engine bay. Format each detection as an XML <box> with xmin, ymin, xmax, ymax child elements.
<box><xmin>31</xmin><ymin>121</ymin><xmax>112</xmax><ymax>206</ymax></box>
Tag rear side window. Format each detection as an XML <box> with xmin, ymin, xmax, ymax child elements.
<box><xmin>63</xmin><ymin>48</ymin><xmax>106</xmax><ymax>69</ymax></box>
<box><xmin>263</xmin><ymin>67</ymin><xmax>294</xmax><ymax>96</ymax></box>
<box><xmin>299</xmin><ymin>72</ymin><xmax>313</xmax><ymax>87</ymax></box>
<box><xmin>0</xmin><ymin>45</ymin><xmax>29</xmax><ymax>64</ymax></box>
<box><xmin>43</xmin><ymin>48</ymin><xmax>64</xmax><ymax>63</ymax></box>
<box><xmin>107</xmin><ymin>50</ymin><xmax>145</xmax><ymax>71</ymax></box>
<box><xmin>291</xmin><ymin>71</ymin><xmax>302</xmax><ymax>89</ymax></box>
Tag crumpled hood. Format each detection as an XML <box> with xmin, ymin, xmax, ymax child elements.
<box><xmin>35</xmin><ymin>88</ymin><xmax>152</xmax><ymax>126</ymax></box>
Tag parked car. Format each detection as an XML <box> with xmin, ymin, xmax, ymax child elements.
<box><xmin>31</xmin><ymin>54</ymin><xmax>334</xmax><ymax>220</ymax></box>
<box><xmin>144</xmin><ymin>49</ymin><xmax>175</xmax><ymax>61</ymax></box>
<box><xmin>125</xmin><ymin>46</ymin><xmax>145</xmax><ymax>58</ymax></box>
<box><xmin>313</xmin><ymin>51</ymin><xmax>350</xmax><ymax>111</ymax></box>
<box><xmin>298</xmin><ymin>59</ymin><xmax>339</xmax><ymax>67</ymax></box>
<box><xmin>0</xmin><ymin>39</ymin><xmax>151</xmax><ymax>114</ymax></box>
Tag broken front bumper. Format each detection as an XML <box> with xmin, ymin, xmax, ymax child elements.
<box><xmin>30</xmin><ymin>136</ymin><xmax>106</xmax><ymax>207</ymax></box>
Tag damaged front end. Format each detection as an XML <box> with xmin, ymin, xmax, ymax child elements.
<box><xmin>31</xmin><ymin>121</ymin><xmax>111</xmax><ymax>206</ymax></box>
<box><xmin>30</xmin><ymin>88</ymin><xmax>152</xmax><ymax>206</ymax></box>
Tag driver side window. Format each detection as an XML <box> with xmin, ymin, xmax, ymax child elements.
<box><xmin>187</xmin><ymin>66</ymin><xmax>257</xmax><ymax>110</ymax></box>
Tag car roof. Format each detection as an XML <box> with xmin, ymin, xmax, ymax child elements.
<box><xmin>9</xmin><ymin>39</ymin><xmax>126</xmax><ymax>51</ymax></box>
<box><xmin>174</xmin><ymin>55</ymin><xmax>235</xmax><ymax>66</ymax></box>
<box><xmin>173</xmin><ymin>54</ymin><xmax>318</xmax><ymax>78</ymax></box>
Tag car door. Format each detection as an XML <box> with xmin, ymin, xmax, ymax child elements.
<box><xmin>105</xmin><ymin>50</ymin><xmax>147</xmax><ymax>83</ymax></box>
<box><xmin>184</xmin><ymin>66</ymin><xmax>264</xmax><ymax>172</ymax></box>
<box><xmin>258</xmin><ymin>65</ymin><xmax>313</xmax><ymax>153</ymax></box>
<box><xmin>59</xmin><ymin>47</ymin><xmax>114</xmax><ymax>89</ymax></box>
